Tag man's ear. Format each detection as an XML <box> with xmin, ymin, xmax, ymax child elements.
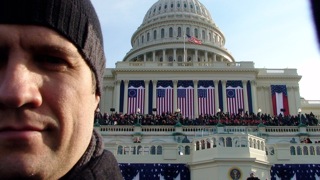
<box><xmin>95</xmin><ymin>95</ymin><xmax>101</xmax><ymax>108</ymax></box>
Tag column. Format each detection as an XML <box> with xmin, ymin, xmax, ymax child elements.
<box><xmin>214</xmin><ymin>80</ymin><xmax>219</xmax><ymax>112</ymax></box>
<box><xmin>194</xmin><ymin>80</ymin><xmax>199</xmax><ymax>119</ymax></box>
<box><xmin>213</xmin><ymin>54</ymin><xmax>217</xmax><ymax>62</ymax></box>
<box><xmin>173</xmin><ymin>80</ymin><xmax>178</xmax><ymax>110</ymax></box>
<box><xmin>184</xmin><ymin>49</ymin><xmax>188</xmax><ymax>62</ymax></box>
<box><xmin>195</xmin><ymin>50</ymin><xmax>198</xmax><ymax>63</ymax></box>
<box><xmin>251</xmin><ymin>81</ymin><xmax>257</xmax><ymax>113</ymax></box>
<box><xmin>242</xmin><ymin>80</ymin><xmax>249</xmax><ymax>113</ymax></box>
<box><xmin>287</xmin><ymin>86</ymin><xmax>296</xmax><ymax>114</ymax></box>
<box><xmin>152</xmin><ymin>80</ymin><xmax>157</xmax><ymax>113</ymax></box>
<box><xmin>294</xmin><ymin>86</ymin><xmax>301</xmax><ymax>113</ymax></box>
<box><xmin>123</xmin><ymin>80</ymin><xmax>129</xmax><ymax>114</ymax></box>
<box><xmin>173</xmin><ymin>49</ymin><xmax>177</xmax><ymax>62</ymax></box>
<box><xmin>222</xmin><ymin>80</ymin><xmax>227</xmax><ymax>113</ymax></box>
<box><xmin>153</xmin><ymin>51</ymin><xmax>156</xmax><ymax>62</ymax></box>
<box><xmin>144</xmin><ymin>80</ymin><xmax>149</xmax><ymax>115</ymax></box>
<box><xmin>114</xmin><ymin>80</ymin><xmax>121</xmax><ymax>113</ymax></box>
<box><xmin>144</xmin><ymin>53</ymin><xmax>147</xmax><ymax>62</ymax></box>
<box><xmin>205</xmin><ymin>51</ymin><xmax>208</xmax><ymax>63</ymax></box>
<box><xmin>162</xmin><ymin>49</ymin><xmax>166</xmax><ymax>63</ymax></box>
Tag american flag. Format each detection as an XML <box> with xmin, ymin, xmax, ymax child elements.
<box><xmin>198</xmin><ymin>80</ymin><xmax>215</xmax><ymax>116</ymax></box>
<box><xmin>157</xmin><ymin>81</ymin><xmax>173</xmax><ymax>114</ymax></box>
<box><xmin>271</xmin><ymin>85</ymin><xmax>289</xmax><ymax>116</ymax></box>
<box><xmin>127</xmin><ymin>80</ymin><xmax>145</xmax><ymax>114</ymax></box>
<box><xmin>177</xmin><ymin>81</ymin><xmax>194</xmax><ymax>118</ymax></box>
<box><xmin>186</xmin><ymin>34</ymin><xmax>202</xmax><ymax>45</ymax></box>
<box><xmin>119</xmin><ymin>163</ymin><xmax>190</xmax><ymax>180</ymax></box>
<box><xmin>226</xmin><ymin>81</ymin><xmax>244</xmax><ymax>115</ymax></box>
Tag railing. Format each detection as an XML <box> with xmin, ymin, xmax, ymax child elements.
<box><xmin>98</xmin><ymin>125</ymin><xmax>320</xmax><ymax>136</ymax></box>
<box><xmin>115</xmin><ymin>61</ymin><xmax>255</xmax><ymax>69</ymax></box>
<box><xmin>105</xmin><ymin>137</ymin><xmax>320</xmax><ymax>165</ymax></box>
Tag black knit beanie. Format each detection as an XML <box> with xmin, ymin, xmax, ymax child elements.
<box><xmin>0</xmin><ymin>0</ymin><xmax>105</xmax><ymax>95</ymax></box>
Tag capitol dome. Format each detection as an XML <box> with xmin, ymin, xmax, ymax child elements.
<box><xmin>122</xmin><ymin>0</ymin><xmax>235</xmax><ymax>65</ymax></box>
<box><xmin>142</xmin><ymin>0</ymin><xmax>214</xmax><ymax>25</ymax></box>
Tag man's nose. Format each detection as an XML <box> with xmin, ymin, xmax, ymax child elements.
<box><xmin>0</xmin><ymin>57</ymin><xmax>42</xmax><ymax>108</ymax></box>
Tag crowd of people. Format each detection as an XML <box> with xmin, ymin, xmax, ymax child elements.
<box><xmin>95</xmin><ymin>110</ymin><xmax>319</xmax><ymax>127</ymax></box>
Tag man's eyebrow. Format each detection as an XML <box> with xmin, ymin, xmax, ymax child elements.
<box><xmin>29</xmin><ymin>44</ymin><xmax>80</xmax><ymax>58</ymax></box>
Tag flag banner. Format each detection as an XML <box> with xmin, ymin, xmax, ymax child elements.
<box><xmin>271</xmin><ymin>85</ymin><xmax>289</xmax><ymax>116</ymax></box>
<box><xmin>119</xmin><ymin>163</ymin><xmax>190</xmax><ymax>180</ymax></box>
<box><xmin>198</xmin><ymin>80</ymin><xmax>215</xmax><ymax>116</ymax></box>
<box><xmin>226</xmin><ymin>81</ymin><xmax>244</xmax><ymax>115</ymax></box>
<box><xmin>177</xmin><ymin>80</ymin><xmax>194</xmax><ymax>118</ymax></box>
<box><xmin>127</xmin><ymin>80</ymin><xmax>145</xmax><ymax>114</ymax></box>
<box><xmin>157</xmin><ymin>80</ymin><xmax>173</xmax><ymax>114</ymax></box>
<box><xmin>271</xmin><ymin>164</ymin><xmax>320</xmax><ymax>180</ymax></box>
<box><xmin>186</xmin><ymin>34</ymin><xmax>202</xmax><ymax>45</ymax></box>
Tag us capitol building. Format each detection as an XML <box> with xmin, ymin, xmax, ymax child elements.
<box><xmin>98</xmin><ymin>0</ymin><xmax>320</xmax><ymax>179</ymax></box>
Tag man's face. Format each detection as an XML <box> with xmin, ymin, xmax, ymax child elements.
<box><xmin>0</xmin><ymin>25</ymin><xmax>100</xmax><ymax>179</ymax></box>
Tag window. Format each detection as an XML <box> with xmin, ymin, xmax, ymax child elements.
<box><xmin>185</xmin><ymin>146</ymin><xmax>190</xmax><ymax>155</ymax></box>
<box><xmin>303</xmin><ymin>146</ymin><xmax>309</xmax><ymax>155</ymax></box>
<box><xmin>195</xmin><ymin>28</ymin><xmax>198</xmax><ymax>38</ymax></box>
<box><xmin>171</xmin><ymin>3</ymin><xmax>174</xmax><ymax>8</ymax></box>
<box><xmin>161</xmin><ymin>28</ymin><xmax>165</xmax><ymax>38</ymax></box>
<box><xmin>202</xmin><ymin>30</ymin><xmax>206</xmax><ymax>40</ymax></box>
<box><xmin>297</xmin><ymin>146</ymin><xmax>302</xmax><ymax>155</ymax></box>
<box><xmin>290</xmin><ymin>146</ymin><xmax>296</xmax><ymax>155</ymax></box>
<box><xmin>169</xmin><ymin>27</ymin><xmax>173</xmax><ymax>37</ymax></box>
<box><xmin>178</xmin><ymin>27</ymin><xmax>182</xmax><ymax>37</ymax></box>
<box><xmin>147</xmin><ymin>32</ymin><xmax>150</xmax><ymax>41</ymax></box>
<box><xmin>153</xmin><ymin>30</ymin><xmax>157</xmax><ymax>40</ymax></box>
<box><xmin>141</xmin><ymin>35</ymin><xmax>144</xmax><ymax>43</ymax></box>
<box><xmin>186</xmin><ymin>27</ymin><xmax>190</xmax><ymax>35</ymax></box>
<box><xmin>157</xmin><ymin>146</ymin><xmax>162</xmax><ymax>155</ymax></box>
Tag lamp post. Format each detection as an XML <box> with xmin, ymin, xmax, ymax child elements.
<box><xmin>298</xmin><ymin>108</ymin><xmax>305</xmax><ymax>127</ymax></box>
<box><xmin>175</xmin><ymin>108</ymin><xmax>182</xmax><ymax>127</ymax></box>
<box><xmin>216</xmin><ymin>108</ymin><xmax>223</xmax><ymax>126</ymax></box>
<box><xmin>135</xmin><ymin>108</ymin><xmax>141</xmax><ymax>126</ymax></box>
<box><xmin>258</xmin><ymin>108</ymin><xmax>265</xmax><ymax>127</ymax></box>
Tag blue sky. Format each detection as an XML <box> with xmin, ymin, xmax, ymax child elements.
<box><xmin>91</xmin><ymin>0</ymin><xmax>320</xmax><ymax>100</ymax></box>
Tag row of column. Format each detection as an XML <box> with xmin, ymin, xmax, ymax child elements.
<box><xmin>113</xmin><ymin>80</ymin><xmax>258</xmax><ymax>117</ymax></box>
<box><xmin>139</xmin><ymin>49</ymin><xmax>224</xmax><ymax>63</ymax></box>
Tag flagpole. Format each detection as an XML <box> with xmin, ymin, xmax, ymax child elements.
<box><xmin>184</xmin><ymin>34</ymin><xmax>186</xmax><ymax>62</ymax></box>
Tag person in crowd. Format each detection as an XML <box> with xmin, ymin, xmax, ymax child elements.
<box><xmin>247</xmin><ymin>172</ymin><xmax>260</xmax><ymax>180</ymax></box>
<box><xmin>0</xmin><ymin>0</ymin><xmax>123</xmax><ymax>179</ymax></box>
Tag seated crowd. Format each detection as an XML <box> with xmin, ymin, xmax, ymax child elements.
<box><xmin>95</xmin><ymin>110</ymin><xmax>319</xmax><ymax>127</ymax></box>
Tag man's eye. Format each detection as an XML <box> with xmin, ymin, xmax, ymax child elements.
<box><xmin>35</xmin><ymin>55</ymin><xmax>69</xmax><ymax>71</ymax></box>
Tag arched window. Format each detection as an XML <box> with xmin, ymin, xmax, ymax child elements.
<box><xmin>169</xmin><ymin>27</ymin><xmax>173</xmax><ymax>37</ymax></box>
<box><xmin>153</xmin><ymin>30</ymin><xmax>157</xmax><ymax>40</ymax></box>
<box><xmin>178</xmin><ymin>27</ymin><xmax>182</xmax><ymax>37</ymax></box>
<box><xmin>297</xmin><ymin>146</ymin><xmax>302</xmax><ymax>155</ymax></box>
<box><xmin>185</xmin><ymin>146</ymin><xmax>190</xmax><ymax>155</ymax></box>
<box><xmin>310</xmin><ymin>146</ymin><xmax>315</xmax><ymax>155</ymax></box>
<box><xmin>226</xmin><ymin>137</ymin><xmax>232</xmax><ymax>147</ymax></box>
<box><xmin>186</xmin><ymin>27</ymin><xmax>190</xmax><ymax>36</ymax></box>
<box><xmin>150</xmin><ymin>145</ymin><xmax>156</xmax><ymax>155</ymax></box>
<box><xmin>141</xmin><ymin>35</ymin><xmax>144</xmax><ymax>43</ymax></box>
<box><xmin>303</xmin><ymin>146</ymin><xmax>309</xmax><ymax>155</ymax></box>
<box><xmin>147</xmin><ymin>33</ymin><xmax>150</xmax><ymax>41</ymax></box>
<box><xmin>202</xmin><ymin>30</ymin><xmax>206</xmax><ymax>40</ymax></box>
<box><xmin>317</xmin><ymin>146</ymin><xmax>320</xmax><ymax>155</ymax></box>
<box><xmin>161</xmin><ymin>28</ymin><xmax>165</xmax><ymax>38</ymax></box>
<box><xmin>117</xmin><ymin>145</ymin><xmax>123</xmax><ymax>155</ymax></box>
<box><xmin>194</xmin><ymin>28</ymin><xmax>198</xmax><ymax>38</ymax></box>
<box><xmin>290</xmin><ymin>146</ymin><xmax>296</xmax><ymax>155</ymax></box>
<box><xmin>157</xmin><ymin>145</ymin><xmax>162</xmax><ymax>155</ymax></box>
